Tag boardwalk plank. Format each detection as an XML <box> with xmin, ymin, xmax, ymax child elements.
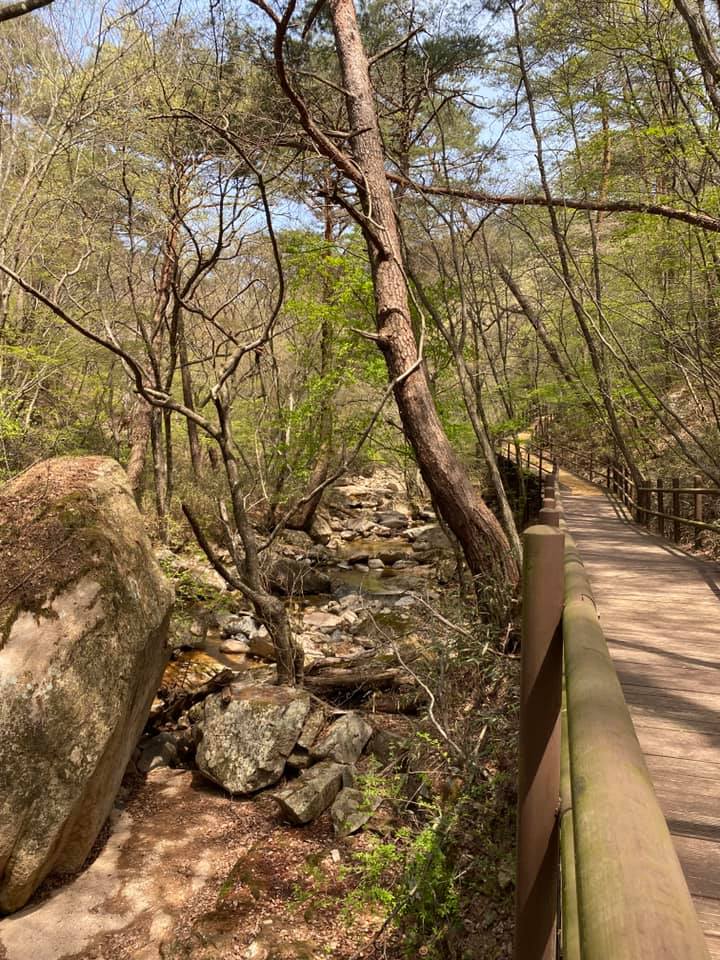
<box><xmin>562</xmin><ymin>478</ymin><xmax>720</xmax><ymax>953</ymax></box>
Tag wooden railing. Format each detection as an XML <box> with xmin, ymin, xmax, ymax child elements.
<box><xmin>499</xmin><ymin>438</ymin><xmax>720</xmax><ymax>550</ymax></box>
<box><xmin>514</xmin><ymin>471</ymin><xmax>710</xmax><ymax>960</ymax></box>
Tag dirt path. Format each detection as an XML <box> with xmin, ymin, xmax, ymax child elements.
<box><xmin>0</xmin><ymin>768</ymin><xmax>379</xmax><ymax>960</ymax></box>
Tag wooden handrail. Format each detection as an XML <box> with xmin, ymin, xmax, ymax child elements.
<box><xmin>508</xmin><ymin>440</ymin><xmax>720</xmax><ymax>547</ymax></box>
<box><xmin>514</xmin><ymin>476</ymin><xmax>710</xmax><ymax>959</ymax></box>
<box><xmin>562</xmin><ymin>527</ymin><xmax>709</xmax><ymax>959</ymax></box>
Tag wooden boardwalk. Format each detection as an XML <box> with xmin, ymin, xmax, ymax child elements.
<box><xmin>561</xmin><ymin>472</ymin><xmax>720</xmax><ymax>956</ymax></box>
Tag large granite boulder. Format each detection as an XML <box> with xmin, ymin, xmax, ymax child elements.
<box><xmin>0</xmin><ymin>457</ymin><xmax>174</xmax><ymax>913</ymax></box>
<box><xmin>196</xmin><ymin>684</ymin><xmax>311</xmax><ymax>795</ymax></box>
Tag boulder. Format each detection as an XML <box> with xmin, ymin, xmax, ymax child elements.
<box><xmin>408</xmin><ymin>523</ymin><xmax>452</xmax><ymax>552</ymax></box>
<box><xmin>168</xmin><ymin>616</ymin><xmax>206</xmax><ymax>652</ymax></box>
<box><xmin>138</xmin><ymin>731</ymin><xmax>179</xmax><ymax>773</ymax></box>
<box><xmin>0</xmin><ymin>456</ymin><xmax>173</xmax><ymax>913</ymax></box>
<box><xmin>280</xmin><ymin>529</ymin><xmax>314</xmax><ymax>551</ymax></box>
<box><xmin>296</xmin><ymin>706</ymin><xmax>327</xmax><ymax>751</ymax></box>
<box><xmin>157</xmin><ymin>548</ymin><xmax>226</xmax><ymax>595</ymax></box>
<box><xmin>302</xmin><ymin>609</ymin><xmax>344</xmax><ymax>632</ymax></box>
<box><xmin>310</xmin><ymin>714</ymin><xmax>373</xmax><ymax>764</ymax></box>
<box><xmin>218</xmin><ymin>638</ymin><xmax>250</xmax><ymax>655</ymax></box>
<box><xmin>196</xmin><ymin>684</ymin><xmax>310</xmax><ymax>795</ymax></box>
<box><xmin>220</xmin><ymin>614</ymin><xmax>256</xmax><ymax>639</ymax></box>
<box><xmin>309</xmin><ymin>513</ymin><xmax>333</xmax><ymax>545</ymax></box>
<box><xmin>267</xmin><ymin>558</ymin><xmax>331</xmax><ymax>596</ymax></box>
<box><xmin>247</xmin><ymin>632</ymin><xmax>276</xmax><ymax>660</ymax></box>
<box><xmin>330</xmin><ymin>787</ymin><xmax>381</xmax><ymax>837</ymax></box>
<box><xmin>271</xmin><ymin>760</ymin><xmax>347</xmax><ymax>824</ymax></box>
<box><xmin>374</xmin><ymin>511</ymin><xmax>409</xmax><ymax>530</ymax></box>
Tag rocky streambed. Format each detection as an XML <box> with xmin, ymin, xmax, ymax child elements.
<box><xmin>0</xmin><ymin>468</ymin><xmax>456</xmax><ymax>960</ymax></box>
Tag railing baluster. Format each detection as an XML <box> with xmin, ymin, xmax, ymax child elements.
<box><xmin>673</xmin><ymin>478</ymin><xmax>681</xmax><ymax>543</ymax></box>
<box><xmin>657</xmin><ymin>479</ymin><xmax>665</xmax><ymax>539</ymax></box>
<box><xmin>694</xmin><ymin>475</ymin><xmax>703</xmax><ymax>549</ymax></box>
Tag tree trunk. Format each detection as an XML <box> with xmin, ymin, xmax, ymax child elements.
<box><xmin>328</xmin><ymin>0</ymin><xmax>517</xmax><ymax>583</ymax></box>
<box><xmin>150</xmin><ymin>408</ymin><xmax>169</xmax><ymax>542</ymax></box>
<box><xmin>125</xmin><ymin>397</ymin><xmax>151</xmax><ymax>503</ymax></box>
<box><xmin>178</xmin><ymin>314</ymin><xmax>204</xmax><ymax>477</ymax></box>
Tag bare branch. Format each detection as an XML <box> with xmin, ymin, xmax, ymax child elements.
<box><xmin>0</xmin><ymin>0</ymin><xmax>53</xmax><ymax>23</ymax></box>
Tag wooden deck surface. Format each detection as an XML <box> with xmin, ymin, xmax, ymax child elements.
<box><xmin>560</xmin><ymin>472</ymin><xmax>720</xmax><ymax>956</ymax></box>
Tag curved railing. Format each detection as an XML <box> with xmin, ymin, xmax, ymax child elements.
<box><xmin>515</xmin><ymin>471</ymin><xmax>710</xmax><ymax>960</ymax></box>
<box><xmin>502</xmin><ymin>437</ymin><xmax>720</xmax><ymax>547</ymax></box>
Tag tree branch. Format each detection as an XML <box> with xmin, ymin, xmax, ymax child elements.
<box><xmin>386</xmin><ymin>171</ymin><xmax>720</xmax><ymax>234</ymax></box>
<box><xmin>0</xmin><ymin>0</ymin><xmax>53</xmax><ymax>23</ymax></box>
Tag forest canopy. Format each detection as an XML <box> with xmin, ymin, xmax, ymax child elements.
<box><xmin>3</xmin><ymin>0</ymin><xmax>720</xmax><ymax>648</ymax></box>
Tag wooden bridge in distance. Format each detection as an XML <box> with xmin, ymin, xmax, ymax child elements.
<box><xmin>510</xmin><ymin>447</ymin><xmax>720</xmax><ymax>960</ymax></box>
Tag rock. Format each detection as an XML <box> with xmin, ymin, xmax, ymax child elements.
<box><xmin>267</xmin><ymin>558</ymin><xmax>331</xmax><ymax>596</ymax></box>
<box><xmin>196</xmin><ymin>684</ymin><xmax>310</xmax><ymax>795</ymax></box>
<box><xmin>280</xmin><ymin>529</ymin><xmax>314</xmax><ymax>551</ymax></box>
<box><xmin>346</xmin><ymin>548</ymin><xmax>370</xmax><ymax>564</ymax></box>
<box><xmin>348</xmin><ymin>517</ymin><xmax>375</xmax><ymax>535</ymax></box>
<box><xmin>392</xmin><ymin>559</ymin><xmax>417</xmax><ymax>569</ymax></box>
<box><xmin>168</xmin><ymin>617</ymin><xmax>206</xmax><ymax>651</ymax></box>
<box><xmin>285</xmin><ymin>749</ymin><xmax>312</xmax><ymax>771</ymax></box>
<box><xmin>296</xmin><ymin>706</ymin><xmax>326</xmax><ymax>751</ymax></box>
<box><xmin>310</xmin><ymin>714</ymin><xmax>373</xmax><ymax>764</ymax></box>
<box><xmin>0</xmin><ymin>456</ymin><xmax>174</xmax><ymax>912</ymax></box>
<box><xmin>302</xmin><ymin>609</ymin><xmax>344</xmax><ymax>632</ymax></box>
<box><xmin>296</xmin><ymin>633</ymin><xmax>324</xmax><ymax>662</ymax></box>
<box><xmin>330</xmin><ymin>787</ymin><xmax>381</xmax><ymax>837</ymax></box>
<box><xmin>138</xmin><ymin>732</ymin><xmax>179</xmax><ymax>773</ymax></box>
<box><xmin>309</xmin><ymin>513</ymin><xmax>333</xmax><ymax>545</ymax></box>
<box><xmin>367</xmin><ymin>728</ymin><xmax>408</xmax><ymax>764</ymax></box>
<box><xmin>247</xmin><ymin>633</ymin><xmax>277</xmax><ymax>660</ymax></box>
<box><xmin>409</xmin><ymin>523</ymin><xmax>452</xmax><ymax>553</ymax></box>
<box><xmin>337</xmin><ymin>593</ymin><xmax>366</xmax><ymax>612</ymax></box>
<box><xmin>377</xmin><ymin>546</ymin><xmax>412</xmax><ymax>564</ymax></box>
<box><xmin>374</xmin><ymin>511</ymin><xmax>409</xmax><ymax>530</ymax></box>
<box><xmin>219</xmin><ymin>638</ymin><xmax>250</xmax><ymax>655</ymax></box>
<box><xmin>330</xmin><ymin>484</ymin><xmax>383</xmax><ymax>508</ymax></box>
<box><xmin>213</xmin><ymin>610</ymin><xmax>237</xmax><ymax>631</ymax></box>
<box><xmin>221</xmin><ymin>614</ymin><xmax>256</xmax><ymax>638</ymax></box>
<box><xmin>368</xmin><ymin>558</ymin><xmax>384</xmax><ymax>570</ymax></box>
<box><xmin>158</xmin><ymin>549</ymin><xmax>227</xmax><ymax>595</ymax></box>
<box><xmin>271</xmin><ymin>760</ymin><xmax>346</xmax><ymax>824</ymax></box>
<box><xmin>393</xmin><ymin>594</ymin><xmax>417</xmax><ymax>608</ymax></box>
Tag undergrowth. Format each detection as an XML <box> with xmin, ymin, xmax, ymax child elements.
<box><xmin>343</xmin><ymin>575</ymin><xmax>519</xmax><ymax>960</ymax></box>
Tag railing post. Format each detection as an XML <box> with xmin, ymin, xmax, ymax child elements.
<box><xmin>657</xmin><ymin>478</ymin><xmax>665</xmax><ymax>539</ymax></box>
<box><xmin>605</xmin><ymin>460</ymin><xmax>610</xmax><ymax>490</ymax></box>
<box><xmin>672</xmin><ymin>477</ymin><xmax>681</xmax><ymax>543</ymax></box>
<box><xmin>636</xmin><ymin>479</ymin><xmax>647</xmax><ymax>525</ymax></box>
<box><xmin>694</xmin><ymin>475</ymin><xmax>703</xmax><ymax>549</ymax></box>
<box><xmin>539</xmin><ymin>500</ymin><xmax>561</xmax><ymax>527</ymax></box>
<box><xmin>624</xmin><ymin>466</ymin><xmax>631</xmax><ymax>510</ymax></box>
<box><xmin>515</xmin><ymin>526</ymin><xmax>564</xmax><ymax>960</ymax></box>
<box><xmin>539</xmin><ymin>446</ymin><xmax>544</xmax><ymax>480</ymax></box>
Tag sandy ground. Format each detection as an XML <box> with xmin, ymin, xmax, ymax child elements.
<box><xmin>0</xmin><ymin>765</ymin><xmax>386</xmax><ymax>960</ymax></box>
